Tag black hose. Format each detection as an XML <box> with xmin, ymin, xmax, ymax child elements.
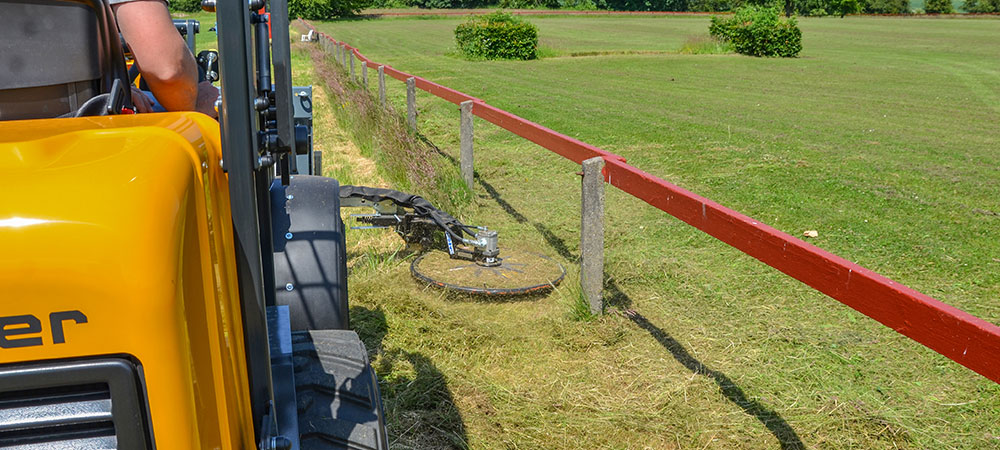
<box><xmin>339</xmin><ymin>185</ymin><xmax>474</xmax><ymax>241</ymax></box>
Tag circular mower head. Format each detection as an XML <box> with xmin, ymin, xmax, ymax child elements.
<box><xmin>411</xmin><ymin>250</ymin><xmax>565</xmax><ymax>296</ymax></box>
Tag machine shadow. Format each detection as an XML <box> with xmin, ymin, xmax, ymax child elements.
<box><xmin>350</xmin><ymin>305</ymin><xmax>469</xmax><ymax>449</ymax></box>
<box><xmin>611</xmin><ymin>280</ymin><xmax>805</xmax><ymax>449</ymax></box>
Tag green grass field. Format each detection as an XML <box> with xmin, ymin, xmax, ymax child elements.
<box><xmin>219</xmin><ymin>14</ymin><xmax>1000</xmax><ymax>449</ymax></box>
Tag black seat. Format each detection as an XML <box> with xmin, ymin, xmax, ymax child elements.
<box><xmin>0</xmin><ymin>0</ymin><xmax>130</xmax><ymax>121</ymax></box>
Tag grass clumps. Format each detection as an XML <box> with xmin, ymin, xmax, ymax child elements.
<box><xmin>454</xmin><ymin>11</ymin><xmax>539</xmax><ymax>60</ymax></box>
<box><xmin>710</xmin><ymin>5</ymin><xmax>802</xmax><ymax>57</ymax></box>
<box><xmin>678</xmin><ymin>35</ymin><xmax>733</xmax><ymax>55</ymax></box>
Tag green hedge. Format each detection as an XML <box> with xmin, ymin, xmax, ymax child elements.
<box><xmin>454</xmin><ymin>11</ymin><xmax>538</xmax><ymax>61</ymax></box>
<box><xmin>710</xmin><ymin>5</ymin><xmax>802</xmax><ymax>57</ymax></box>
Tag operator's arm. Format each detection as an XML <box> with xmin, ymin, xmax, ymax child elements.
<box><xmin>113</xmin><ymin>0</ymin><xmax>197</xmax><ymax>112</ymax></box>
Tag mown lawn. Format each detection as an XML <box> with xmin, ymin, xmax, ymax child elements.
<box><xmin>295</xmin><ymin>15</ymin><xmax>1000</xmax><ymax>449</ymax></box>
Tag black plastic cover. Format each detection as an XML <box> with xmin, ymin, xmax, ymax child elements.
<box><xmin>271</xmin><ymin>176</ymin><xmax>350</xmax><ymax>330</ymax></box>
<box><xmin>0</xmin><ymin>0</ymin><xmax>102</xmax><ymax>90</ymax></box>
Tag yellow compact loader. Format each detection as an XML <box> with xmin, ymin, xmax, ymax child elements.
<box><xmin>0</xmin><ymin>0</ymin><xmax>387</xmax><ymax>448</ymax></box>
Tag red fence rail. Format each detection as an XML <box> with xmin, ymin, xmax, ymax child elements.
<box><xmin>299</xmin><ymin>20</ymin><xmax>1000</xmax><ymax>383</ymax></box>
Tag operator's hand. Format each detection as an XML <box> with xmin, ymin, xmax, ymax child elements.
<box><xmin>195</xmin><ymin>81</ymin><xmax>220</xmax><ymax>119</ymax></box>
<box><xmin>130</xmin><ymin>86</ymin><xmax>154</xmax><ymax>113</ymax></box>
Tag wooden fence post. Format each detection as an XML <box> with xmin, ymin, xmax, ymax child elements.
<box><xmin>460</xmin><ymin>100</ymin><xmax>474</xmax><ymax>190</ymax></box>
<box><xmin>581</xmin><ymin>156</ymin><xmax>605</xmax><ymax>315</ymax></box>
<box><xmin>378</xmin><ymin>66</ymin><xmax>386</xmax><ymax>108</ymax></box>
<box><xmin>349</xmin><ymin>51</ymin><xmax>355</xmax><ymax>81</ymax></box>
<box><xmin>362</xmin><ymin>63</ymin><xmax>368</xmax><ymax>90</ymax></box>
<box><xmin>406</xmin><ymin>77</ymin><xmax>417</xmax><ymax>131</ymax></box>
<box><xmin>313</xmin><ymin>151</ymin><xmax>323</xmax><ymax>176</ymax></box>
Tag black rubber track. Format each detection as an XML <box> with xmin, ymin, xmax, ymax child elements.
<box><xmin>293</xmin><ymin>330</ymin><xmax>388</xmax><ymax>450</ymax></box>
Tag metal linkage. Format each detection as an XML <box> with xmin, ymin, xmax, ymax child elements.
<box><xmin>340</xmin><ymin>185</ymin><xmax>502</xmax><ymax>267</ymax></box>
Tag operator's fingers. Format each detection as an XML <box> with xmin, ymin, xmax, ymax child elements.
<box><xmin>195</xmin><ymin>81</ymin><xmax>220</xmax><ymax>119</ymax></box>
<box><xmin>130</xmin><ymin>87</ymin><xmax>154</xmax><ymax>113</ymax></box>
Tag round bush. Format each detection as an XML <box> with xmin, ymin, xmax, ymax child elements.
<box><xmin>709</xmin><ymin>5</ymin><xmax>802</xmax><ymax>58</ymax></box>
<box><xmin>454</xmin><ymin>11</ymin><xmax>538</xmax><ymax>61</ymax></box>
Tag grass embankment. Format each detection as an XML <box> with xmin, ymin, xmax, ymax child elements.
<box><xmin>305</xmin><ymin>15</ymin><xmax>1000</xmax><ymax>449</ymax></box>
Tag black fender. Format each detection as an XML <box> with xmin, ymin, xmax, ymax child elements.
<box><xmin>270</xmin><ymin>175</ymin><xmax>349</xmax><ymax>330</ymax></box>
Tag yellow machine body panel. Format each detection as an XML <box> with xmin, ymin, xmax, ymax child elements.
<box><xmin>0</xmin><ymin>113</ymin><xmax>255</xmax><ymax>450</ymax></box>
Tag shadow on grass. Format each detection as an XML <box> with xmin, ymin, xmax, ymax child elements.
<box><xmin>610</xmin><ymin>279</ymin><xmax>804</xmax><ymax>449</ymax></box>
<box><xmin>351</xmin><ymin>305</ymin><xmax>469</xmax><ymax>449</ymax></box>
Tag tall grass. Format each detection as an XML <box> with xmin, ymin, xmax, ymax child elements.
<box><xmin>677</xmin><ymin>35</ymin><xmax>733</xmax><ymax>54</ymax></box>
<box><xmin>294</xmin><ymin>41</ymin><xmax>470</xmax><ymax>212</ymax></box>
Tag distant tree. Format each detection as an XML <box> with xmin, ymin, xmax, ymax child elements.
<box><xmin>168</xmin><ymin>0</ymin><xmax>202</xmax><ymax>12</ymax></box>
<box><xmin>859</xmin><ymin>0</ymin><xmax>908</xmax><ymax>13</ymax></box>
<box><xmin>689</xmin><ymin>0</ymin><xmax>737</xmax><ymax>10</ymax></box>
<box><xmin>830</xmin><ymin>0</ymin><xmax>860</xmax><ymax>15</ymax></box>
<box><xmin>601</xmin><ymin>0</ymin><xmax>689</xmax><ymax>11</ymax></box>
<box><xmin>963</xmin><ymin>0</ymin><xmax>1000</xmax><ymax>11</ymax></box>
<box><xmin>289</xmin><ymin>0</ymin><xmax>373</xmax><ymax>18</ymax></box>
<box><xmin>925</xmin><ymin>0</ymin><xmax>953</xmax><ymax>12</ymax></box>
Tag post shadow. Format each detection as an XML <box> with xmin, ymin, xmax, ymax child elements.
<box><xmin>609</xmin><ymin>280</ymin><xmax>805</xmax><ymax>449</ymax></box>
<box><xmin>350</xmin><ymin>305</ymin><xmax>469</xmax><ymax>449</ymax></box>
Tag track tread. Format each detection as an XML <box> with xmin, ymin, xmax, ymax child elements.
<box><xmin>293</xmin><ymin>330</ymin><xmax>388</xmax><ymax>450</ymax></box>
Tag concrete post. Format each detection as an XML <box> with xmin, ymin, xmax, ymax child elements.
<box><xmin>362</xmin><ymin>63</ymin><xmax>368</xmax><ymax>90</ymax></box>
<box><xmin>460</xmin><ymin>100</ymin><xmax>474</xmax><ymax>190</ymax></box>
<box><xmin>378</xmin><ymin>66</ymin><xmax>386</xmax><ymax>108</ymax></box>
<box><xmin>349</xmin><ymin>52</ymin><xmax>355</xmax><ymax>81</ymax></box>
<box><xmin>313</xmin><ymin>151</ymin><xmax>323</xmax><ymax>176</ymax></box>
<box><xmin>406</xmin><ymin>77</ymin><xmax>417</xmax><ymax>131</ymax></box>
<box><xmin>581</xmin><ymin>156</ymin><xmax>605</xmax><ymax>315</ymax></box>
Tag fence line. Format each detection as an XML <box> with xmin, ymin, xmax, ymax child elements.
<box><xmin>299</xmin><ymin>20</ymin><xmax>1000</xmax><ymax>384</ymax></box>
